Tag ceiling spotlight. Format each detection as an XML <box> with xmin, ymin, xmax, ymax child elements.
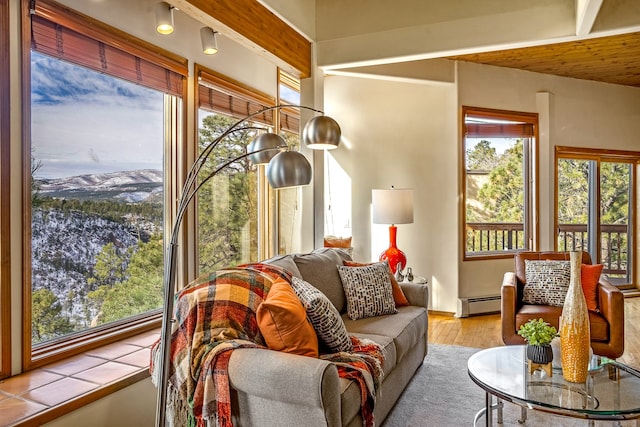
<box><xmin>155</xmin><ymin>2</ymin><xmax>174</xmax><ymax>35</ymax></box>
<box><xmin>200</xmin><ymin>27</ymin><xmax>219</xmax><ymax>55</ymax></box>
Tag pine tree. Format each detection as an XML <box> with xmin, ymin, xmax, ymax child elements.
<box><xmin>32</xmin><ymin>288</ymin><xmax>74</xmax><ymax>343</ymax></box>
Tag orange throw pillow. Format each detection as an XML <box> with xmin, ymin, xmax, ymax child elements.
<box><xmin>343</xmin><ymin>260</ymin><xmax>410</xmax><ymax>307</ymax></box>
<box><xmin>581</xmin><ymin>263</ymin><xmax>603</xmax><ymax>312</ymax></box>
<box><xmin>257</xmin><ymin>278</ymin><xmax>319</xmax><ymax>358</ymax></box>
<box><xmin>324</xmin><ymin>235</ymin><xmax>352</xmax><ymax>248</ymax></box>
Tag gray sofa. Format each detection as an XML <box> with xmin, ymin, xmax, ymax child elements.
<box><xmin>227</xmin><ymin>247</ymin><xmax>429</xmax><ymax>426</ymax></box>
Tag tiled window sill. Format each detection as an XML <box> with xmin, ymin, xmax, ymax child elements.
<box><xmin>0</xmin><ymin>329</ymin><xmax>160</xmax><ymax>427</ymax></box>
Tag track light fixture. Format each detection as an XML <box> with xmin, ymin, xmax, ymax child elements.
<box><xmin>200</xmin><ymin>27</ymin><xmax>219</xmax><ymax>55</ymax></box>
<box><xmin>155</xmin><ymin>2</ymin><xmax>174</xmax><ymax>35</ymax></box>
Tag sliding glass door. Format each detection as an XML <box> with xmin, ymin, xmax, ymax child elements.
<box><xmin>557</xmin><ymin>150</ymin><xmax>635</xmax><ymax>285</ymax></box>
<box><xmin>599</xmin><ymin>161</ymin><xmax>632</xmax><ymax>284</ymax></box>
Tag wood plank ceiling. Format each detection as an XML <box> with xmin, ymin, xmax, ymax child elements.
<box><xmin>446</xmin><ymin>32</ymin><xmax>640</xmax><ymax>88</ymax></box>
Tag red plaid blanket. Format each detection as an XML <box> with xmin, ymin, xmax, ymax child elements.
<box><xmin>151</xmin><ymin>263</ymin><xmax>384</xmax><ymax>427</ymax></box>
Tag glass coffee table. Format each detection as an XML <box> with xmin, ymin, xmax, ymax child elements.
<box><xmin>467</xmin><ymin>345</ymin><xmax>640</xmax><ymax>426</ymax></box>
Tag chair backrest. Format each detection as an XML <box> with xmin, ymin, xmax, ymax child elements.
<box><xmin>514</xmin><ymin>251</ymin><xmax>592</xmax><ymax>284</ymax></box>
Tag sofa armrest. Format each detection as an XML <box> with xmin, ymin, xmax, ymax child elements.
<box><xmin>399</xmin><ymin>282</ymin><xmax>429</xmax><ymax>308</ymax></box>
<box><xmin>501</xmin><ymin>272</ymin><xmax>524</xmax><ymax>345</ymax></box>
<box><xmin>597</xmin><ymin>278</ymin><xmax>625</xmax><ymax>357</ymax></box>
<box><xmin>228</xmin><ymin>348</ymin><xmax>341</xmax><ymax>425</ymax></box>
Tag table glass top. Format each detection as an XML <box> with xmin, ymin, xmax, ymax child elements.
<box><xmin>467</xmin><ymin>346</ymin><xmax>640</xmax><ymax>419</ymax></box>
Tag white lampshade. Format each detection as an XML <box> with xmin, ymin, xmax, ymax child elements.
<box><xmin>372</xmin><ymin>188</ymin><xmax>414</xmax><ymax>224</ymax></box>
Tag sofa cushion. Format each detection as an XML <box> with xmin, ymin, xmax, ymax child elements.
<box><xmin>290</xmin><ymin>276</ymin><xmax>353</xmax><ymax>353</ymax></box>
<box><xmin>257</xmin><ymin>278</ymin><xmax>319</xmax><ymax>358</ymax></box>
<box><xmin>348</xmin><ymin>332</ymin><xmax>397</xmax><ymax>375</ymax></box>
<box><xmin>342</xmin><ymin>305</ymin><xmax>427</xmax><ymax>363</ymax></box>
<box><xmin>516</xmin><ymin>304</ymin><xmax>609</xmax><ymax>342</ymax></box>
<box><xmin>523</xmin><ymin>259</ymin><xmax>571</xmax><ymax>307</ymax></box>
<box><xmin>588</xmin><ymin>311</ymin><xmax>610</xmax><ymax>342</ymax></box>
<box><xmin>261</xmin><ymin>254</ymin><xmax>303</xmax><ymax>279</ymax></box>
<box><xmin>338</xmin><ymin>262</ymin><xmax>397</xmax><ymax>320</ymax></box>
<box><xmin>338</xmin><ymin>377</ymin><xmax>363</xmax><ymax>426</ymax></box>
<box><xmin>293</xmin><ymin>248</ymin><xmax>352</xmax><ymax>313</ymax></box>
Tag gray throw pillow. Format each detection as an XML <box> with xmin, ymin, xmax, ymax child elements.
<box><xmin>337</xmin><ymin>262</ymin><xmax>398</xmax><ymax>320</ymax></box>
<box><xmin>523</xmin><ymin>260</ymin><xmax>571</xmax><ymax>307</ymax></box>
<box><xmin>290</xmin><ymin>276</ymin><xmax>353</xmax><ymax>353</ymax></box>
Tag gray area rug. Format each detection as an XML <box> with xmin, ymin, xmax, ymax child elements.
<box><xmin>382</xmin><ymin>344</ymin><xmax>636</xmax><ymax>426</ymax></box>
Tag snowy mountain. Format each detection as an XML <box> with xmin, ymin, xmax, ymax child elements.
<box><xmin>37</xmin><ymin>169</ymin><xmax>163</xmax><ymax>203</ymax></box>
<box><xmin>30</xmin><ymin>169</ymin><xmax>164</xmax><ymax>333</ymax></box>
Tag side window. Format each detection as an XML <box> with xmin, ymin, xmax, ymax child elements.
<box><xmin>462</xmin><ymin>107</ymin><xmax>537</xmax><ymax>259</ymax></box>
<box><xmin>195</xmin><ymin>67</ymin><xmax>275</xmax><ymax>273</ymax></box>
<box><xmin>26</xmin><ymin>0</ymin><xmax>185</xmax><ymax>366</ymax></box>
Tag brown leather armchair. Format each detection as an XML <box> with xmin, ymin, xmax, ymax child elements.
<box><xmin>501</xmin><ymin>251</ymin><xmax>624</xmax><ymax>359</ymax></box>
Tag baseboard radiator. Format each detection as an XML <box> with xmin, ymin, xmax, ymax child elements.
<box><xmin>456</xmin><ymin>295</ymin><xmax>501</xmax><ymax>317</ymax></box>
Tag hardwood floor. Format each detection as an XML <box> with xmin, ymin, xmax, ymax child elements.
<box><xmin>428</xmin><ymin>297</ymin><xmax>640</xmax><ymax>369</ymax></box>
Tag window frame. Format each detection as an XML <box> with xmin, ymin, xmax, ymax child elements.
<box><xmin>21</xmin><ymin>0</ymin><xmax>187</xmax><ymax>370</ymax></box>
<box><xmin>193</xmin><ymin>64</ymin><xmax>276</xmax><ymax>274</ymax></box>
<box><xmin>555</xmin><ymin>146</ymin><xmax>640</xmax><ymax>285</ymax></box>
<box><xmin>461</xmin><ymin>106</ymin><xmax>538</xmax><ymax>261</ymax></box>
<box><xmin>272</xmin><ymin>69</ymin><xmax>302</xmax><ymax>256</ymax></box>
<box><xmin>0</xmin><ymin>0</ymin><xmax>10</xmax><ymax>379</ymax></box>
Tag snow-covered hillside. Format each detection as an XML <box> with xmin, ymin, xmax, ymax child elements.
<box><xmin>37</xmin><ymin>169</ymin><xmax>163</xmax><ymax>202</ymax></box>
<box><xmin>31</xmin><ymin>208</ymin><xmax>140</xmax><ymax>326</ymax></box>
<box><xmin>30</xmin><ymin>169</ymin><xmax>164</xmax><ymax>331</ymax></box>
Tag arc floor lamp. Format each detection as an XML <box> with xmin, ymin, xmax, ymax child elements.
<box><xmin>154</xmin><ymin>104</ymin><xmax>341</xmax><ymax>427</ymax></box>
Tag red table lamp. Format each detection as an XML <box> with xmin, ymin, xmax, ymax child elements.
<box><xmin>372</xmin><ymin>187</ymin><xmax>414</xmax><ymax>273</ymax></box>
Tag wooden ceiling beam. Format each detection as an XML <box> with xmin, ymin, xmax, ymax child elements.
<box><xmin>576</xmin><ymin>0</ymin><xmax>603</xmax><ymax>36</ymax></box>
<box><xmin>172</xmin><ymin>0</ymin><xmax>311</xmax><ymax>78</ymax></box>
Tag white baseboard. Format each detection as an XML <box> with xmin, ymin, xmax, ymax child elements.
<box><xmin>456</xmin><ymin>295</ymin><xmax>501</xmax><ymax>317</ymax></box>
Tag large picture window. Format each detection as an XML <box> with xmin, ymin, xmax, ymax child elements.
<box><xmin>462</xmin><ymin>107</ymin><xmax>537</xmax><ymax>259</ymax></box>
<box><xmin>25</xmin><ymin>0</ymin><xmax>186</xmax><ymax>366</ymax></box>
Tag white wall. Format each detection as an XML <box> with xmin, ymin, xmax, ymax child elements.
<box><xmin>457</xmin><ymin>61</ymin><xmax>640</xmax><ymax>302</ymax></box>
<box><xmin>42</xmin><ymin>379</ymin><xmax>157</xmax><ymax>427</ymax></box>
<box><xmin>323</xmin><ymin>61</ymin><xmax>640</xmax><ymax>313</ymax></box>
<box><xmin>324</xmin><ymin>75</ymin><xmax>459</xmax><ymax>312</ymax></box>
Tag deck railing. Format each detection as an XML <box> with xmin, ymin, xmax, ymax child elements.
<box><xmin>465</xmin><ymin>222</ymin><xmax>525</xmax><ymax>253</ymax></box>
<box><xmin>466</xmin><ymin>222</ymin><xmax>628</xmax><ymax>278</ymax></box>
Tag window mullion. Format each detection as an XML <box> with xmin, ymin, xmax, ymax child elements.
<box><xmin>587</xmin><ymin>161</ymin><xmax>599</xmax><ymax>261</ymax></box>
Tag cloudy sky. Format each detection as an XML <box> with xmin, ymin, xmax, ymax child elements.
<box><xmin>31</xmin><ymin>52</ymin><xmax>164</xmax><ymax>179</ymax></box>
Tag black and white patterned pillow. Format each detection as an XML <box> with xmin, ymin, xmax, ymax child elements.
<box><xmin>337</xmin><ymin>262</ymin><xmax>398</xmax><ymax>320</ymax></box>
<box><xmin>523</xmin><ymin>260</ymin><xmax>571</xmax><ymax>307</ymax></box>
<box><xmin>290</xmin><ymin>276</ymin><xmax>353</xmax><ymax>353</ymax></box>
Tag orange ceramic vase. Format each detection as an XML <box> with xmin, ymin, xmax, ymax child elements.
<box><xmin>560</xmin><ymin>251</ymin><xmax>591</xmax><ymax>383</ymax></box>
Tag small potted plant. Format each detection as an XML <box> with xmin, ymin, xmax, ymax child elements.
<box><xmin>517</xmin><ymin>318</ymin><xmax>558</xmax><ymax>364</ymax></box>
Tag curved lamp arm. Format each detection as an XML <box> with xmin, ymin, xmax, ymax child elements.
<box><xmin>155</xmin><ymin>104</ymin><xmax>339</xmax><ymax>427</ymax></box>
